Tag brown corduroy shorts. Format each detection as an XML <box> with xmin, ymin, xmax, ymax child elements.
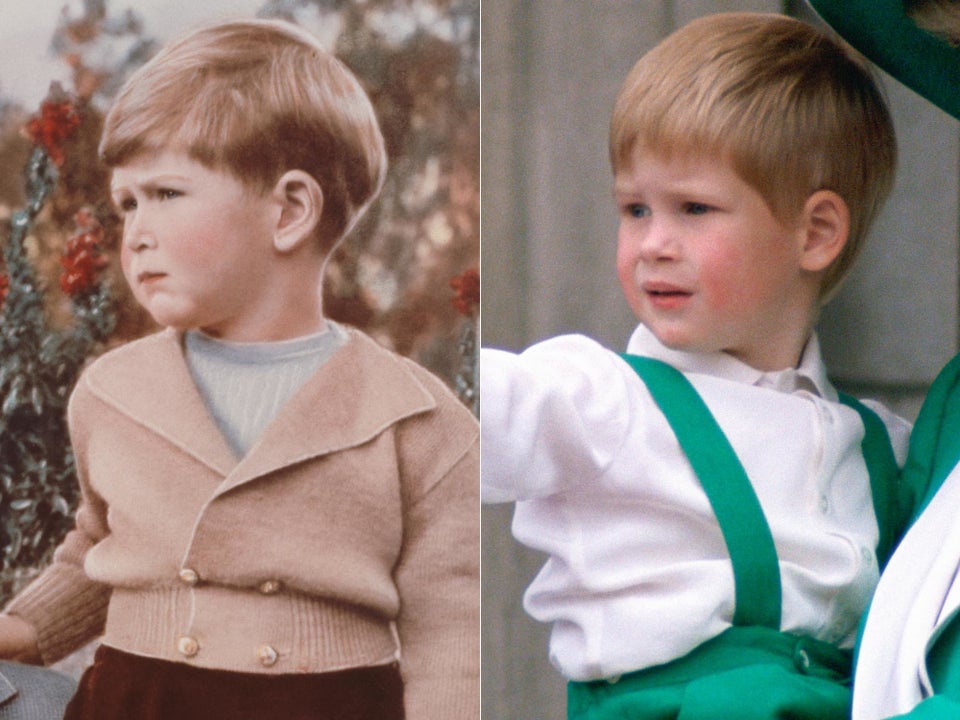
<box><xmin>63</xmin><ymin>644</ymin><xmax>405</xmax><ymax>720</ymax></box>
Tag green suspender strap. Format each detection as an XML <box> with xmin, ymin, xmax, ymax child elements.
<box><xmin>837</xmin><ymin>393</ymin><xmax>903</xmax><ymax>569</ymax></box>
<box><xmin>566</xmin><ymin>354</ymin><xmax>899</xmax><ymax>720</ymax></box>
<box><xmin>617</xmin><ymin>354</ymin><xmax>781</xmax><ymax>629</ymax></box>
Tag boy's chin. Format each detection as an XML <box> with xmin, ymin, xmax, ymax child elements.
<box><xmin>141</xmin><ymin>309</ymin><xmax>198</xmax><ymax>333</ymax></box>
<box><xmin>643</xmin><ymin>326</ymin><xmax>701</xmax><ymax>353</ymax></box>
<box><xmin>646</xmin><ymin>329</ymin><xmax>732</xmax><ymax>359</ymax></box>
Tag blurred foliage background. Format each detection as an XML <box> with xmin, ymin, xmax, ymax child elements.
<box><xmin>0</xmin><ymin>0</ymin><xmax>479</xmax><ymax>605</ymax></box>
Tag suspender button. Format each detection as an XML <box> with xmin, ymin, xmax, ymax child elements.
<box><xmin>794</xmin><ymin>647</ymin><xmax>811</xmax><ymax>673</ymax></box>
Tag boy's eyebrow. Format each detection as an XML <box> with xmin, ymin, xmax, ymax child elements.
<box><xmin>612</xmin><ymin>181</ymin><xmax>642</xmax><ymax>197</ymax></box>
<box><xmin>110</xmin><ymin>174</ymin><xmax>190</xmax><ymax>194</ymax></box>
<box><xmin>615</xmin><ymin>174</ymin><xmax>720</xmax><ymax>197</ymax></box>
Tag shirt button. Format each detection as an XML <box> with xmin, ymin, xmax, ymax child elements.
<box><xmin>177</xmin><ymin>636</ymin><xmax>199</xmax><ymax>658</ymax></box>
<box><xmin>257</xmin><ymin>644</ymin><xmax>279</xmax><ymax>667</ymax></box>
<box><xmin>818</xmin><ymin>495</ymin><xmax>829</xmax><ymax>514</ymax></box>
<box><xmin>861</xmin><ymin>547</ymin><xmax>874</xmax><ymax>565</ymax></box>
<box><xmin>258</xmin><ymin>580</ymin><xmax>282</xmax><ymax>595</ymax></box>
<box><xmin>179</xmin><ymin>568</ymin><xmax>199</xmax><ymax>586</ymax></box>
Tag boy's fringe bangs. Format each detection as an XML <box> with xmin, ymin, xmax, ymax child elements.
<box><xmin>98</xmin><ymin>16</ymin><xmax>390</xmax><ymax>250</ymax></box>
<box><xmin>98</xmin><ymin>41</ymin><xmax>388</xmax><ymax>246</ymax></box>
<box><xmin>101</xmin><ymin>70</ymin><xmax>252</xmax><ymax>169</ymax></box>
<box><xmin>611</xmin><ymin>83</ymin><xmax>722</xmax><ymax>174</ymax></box>
<box><xmin>611</xmin><ymin>75</ymin><xmax>788</xmax><ymax>199</ymax></box>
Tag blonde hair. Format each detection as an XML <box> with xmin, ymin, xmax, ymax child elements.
<box><xmin>610</xmin><ymin>13</ymin><xmax>896</xmax><ymax>297</ymax></box>
<box><xmin>907</xmin><ymin>0</ymin><xmax>960</xmax><ymax>45</ymax></box>
<box><xmin>99</xmin><ymin>18</ymin><xmax>387</xmax><ymax>250</ymax></box>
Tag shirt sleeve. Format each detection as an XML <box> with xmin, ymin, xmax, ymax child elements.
<box><xmin>480</xmin><ymin>335</ymin><xmax>636</xmax><ymax>503</ymax></box>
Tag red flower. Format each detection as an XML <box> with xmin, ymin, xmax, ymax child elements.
<box><xmin>59</xmin><ymin>210</ymin><xmax>107</xmax><ymax>296</ymax></box>
<box><xmin>0</xmin><ymin>274</ymin><xmax>8</xmax><ymax>308</ymax></box>
<box><xmin>24</xmin><ymin>99</ymin><xmax>81</xmax><ymax>167</ymax></box>
<box><xmin>449</xmin><ymin>267</ymin><xmax>480</xmax><ymax>317</ymax></box>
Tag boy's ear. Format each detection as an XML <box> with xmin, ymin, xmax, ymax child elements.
<box><xmin>271</xmin><ymin>170</ymin><xmax>324</xmax><ymax>253</ymax></box>
<box><xmin>798</xmin><ymin>189</ymin><xmax>849</xmax><ymax>273</ymax></box>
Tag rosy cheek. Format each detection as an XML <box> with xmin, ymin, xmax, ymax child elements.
<box><xmin>615</xmin><ymin>246</ymin><xmax>642</xmax><ymax>311</ymax></box>
<box><xmin>697</xmin><ymin>254</ymin><xmax>746</xmax><ymax>310</ymax></box>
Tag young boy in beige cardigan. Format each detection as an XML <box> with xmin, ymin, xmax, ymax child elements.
<box><xmin>0</xmin><ymin>18</ymin><xmax>478</xmax><ymax>720</ymax></box>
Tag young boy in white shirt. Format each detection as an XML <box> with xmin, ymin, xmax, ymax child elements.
<box><xmin>482</xmin><ymin>12</ymin><xmax>909</xmax><ymax>720</ymax></box>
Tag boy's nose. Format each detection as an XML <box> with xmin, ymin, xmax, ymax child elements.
<box><xmin>637</xmin><ymin>223</ymin><xmax>679</xmax><ymax>262</ymax></box>
<box><xmin>123</xmin><ymin>218</ymin><xmax>157</xmax><ymax>252</ymax></box>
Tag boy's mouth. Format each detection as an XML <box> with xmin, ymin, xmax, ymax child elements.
<box><xmin>137</xmin><ymin>271</ymin><xmax>166</xmax><ymax>285</ymax></box>
<box><xmin>643</xmin><ymin>282</ymin><xmax>691</xmax><ymax>307</ymax></box>
<box><xmin>643</xmin><ymin>281</ymin><xmax>690</xmax><ymax>296</ymax></box>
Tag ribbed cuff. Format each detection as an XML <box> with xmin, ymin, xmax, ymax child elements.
<box><xmin>5</xmin><ymin>563</ymin><xmax>110</xmax><ymax>665</ymax></box>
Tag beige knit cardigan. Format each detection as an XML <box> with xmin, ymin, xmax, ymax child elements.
<box><xmin>6</xmin><ymin>327</ymin><xmax>480</xmax><ymax>719</ymax></box>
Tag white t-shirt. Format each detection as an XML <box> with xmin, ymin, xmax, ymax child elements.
<box><xmin>184</xmin><ymin>322</ymin><xmax>347</xmax><ymax>457</ymax></box>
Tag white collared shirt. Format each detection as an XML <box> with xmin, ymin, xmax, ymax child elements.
<box><xmin>481</xmin><ymin>325</ymin><xmax>910</xmax><ymax>681</ymax></box>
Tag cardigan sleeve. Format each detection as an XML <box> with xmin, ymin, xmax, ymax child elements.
<box><xmin>4</xmin><ymin>376</ymin><xmax>112</xmax><ymax>665</ymax></box>
<box><xmin>392</xmin><ymin>375</ymin><xmax>479</xmax><ymax>720</ymax></box>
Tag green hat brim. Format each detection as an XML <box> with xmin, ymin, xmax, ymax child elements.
<box><xmin>809</xmin><ymin>0</ymin><xmax>960</xmax><ymax>120</ymax></box>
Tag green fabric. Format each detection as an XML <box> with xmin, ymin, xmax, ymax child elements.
<box><xmin>868</xmin><ymin>351</ymin><xmax>960</xmax><ymax>719</ymax></box>
<box><xmin>899</xmin><ymin>352</ymin><xmax>960</xmax><ymax>522</ymax></box>
<box><xmin>837</xmin><ymin>393</ymin><xmax>903</xmax><ymax>569</ymax></box>
<box><xmin>618</xmin><ymin>354</ymin><xmax>780</xmax><ymax>629</ymax></box>
<box><xmin>928</xmin><ymin>607</ymin><xmax>960</xmax><ymax>704</ymax></box>
<box><xmin>567</xmin><ymin>355</ymin><xmax>901</xmax><ymax>720</ymax></box>
<box><xmin>888</xmin><ymin>695</ymin><xmax>960</xmax><ymax>720</ymax></box>
<box><xmin>567</xmin><ymin>626</ymin><xmax>852</xmax><ymax>720</ymax></box>
<box><xmin>809</xmin><ymin>0</ymin><xmax>960</xmax><ymax>122</ymax></box>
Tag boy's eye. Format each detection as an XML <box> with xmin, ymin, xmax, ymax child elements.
<box><xmin>117</xmin><ymin>197</ymin><xmax>137</xmax><ymax>213</ymax></box>
<box><xmin>624</xmin><ymin>203</ymin><xmax>649</xmax><ymax>218</ymax></box>
<box><xmin>683</xmin><ymin>202</ymin><xmax>711</xmax><ymax>215</ymax></box>
<box><xmin>157</xmin><ymin>188</ymin><xmax>181</xmax><ymax>201</ymax></box>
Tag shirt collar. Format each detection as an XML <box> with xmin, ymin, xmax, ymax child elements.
<box><xmin>624</xmin><ymin>324</ymin><xmax>837</xmax><ymax>401</ymax></box>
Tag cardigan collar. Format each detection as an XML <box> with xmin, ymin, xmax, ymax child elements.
<box><xmin>81</xmin><ymin>327</ymin><xmax>437</xmax><ymax>490</ymax></box>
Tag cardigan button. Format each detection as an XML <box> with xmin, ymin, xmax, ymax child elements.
<box><xmin>257</xmin><ymin>644</ymin><xmax>279</xmax><ymax>667</ymax></box>
<box><xmin>179</xmin><ymin>568</ymin><xmax>199</xmax><ymax>586</ymax></box>
<box><xmin>258</xmin><ymin>579</ymin><xmax>282</xmax><ymax>595</ymax></box>
<box><xmin>177</xmin><ymin>636</ymin><xmax>199</xmax><ymax>658</ymax></box>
